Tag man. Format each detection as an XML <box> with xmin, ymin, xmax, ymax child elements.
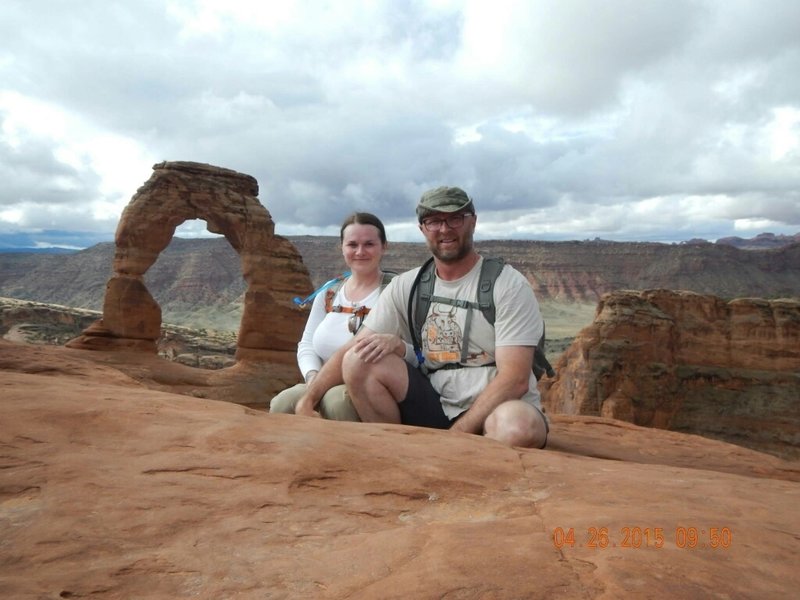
<box><xmin>295</xmin><ymin>186</ymin><xmax>548</xmax><ymax>448</ymax></box>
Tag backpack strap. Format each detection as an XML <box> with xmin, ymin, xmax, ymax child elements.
<box><xmin>476</xmin><ymin>257</ymin><xmax>505</xmax><ymax>325</ymax></box>
<box><xmin>412</xmin><ymin>258</ymin><xmax>436</xmax><ymax>342</ymax></box>
<box><xmin>408</xmin><ymin>257</ymin><xmax>435</xmax><ymax>366</ymax></box>
<box><xmin>324</xmin><ymin>278</ymin><xmax>345</xmax><ymax>313</ymax></box>
<box><xmin>326</xmin><ymin>270</ymin><xmax>397</xmax><ymax>313</ymax></box>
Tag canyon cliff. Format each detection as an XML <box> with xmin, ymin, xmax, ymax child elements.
<box><xmin>296</xmin><ymin>237</ymin><xmax>800</xmax><ymax>303</ymax></box>
<box><xmin>541</xmin><ymin>289</ymin><xmax>800</xmax><ymax>460</ymax></box>
<box><xmin>2</xmin><ymin>237</ymin><xmax>798</xmax><ymax>331</ymax></box>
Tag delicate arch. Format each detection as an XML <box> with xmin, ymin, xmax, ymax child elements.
<box><xmin>68</xmin><ymin>161</ymin><xmax>310</xmax><ymax>362</ymax></box>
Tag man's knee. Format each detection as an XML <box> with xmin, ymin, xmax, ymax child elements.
<box><xmin>342</xmin><ymin>346</ymin><xmax>389</xmax><ymax>387</ymax></box>
<box><xmin>342</xmin><ymin>347</ymin><xmax>365</xmax><ymax>384</ymax></box>
<box><xmin>484</xmin><ymin>400</ymin><xmax>548</xmax><ymax>448</ymax></box>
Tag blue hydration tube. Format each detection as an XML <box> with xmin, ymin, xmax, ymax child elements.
<box><xmin>292</xmin><ymin>272</ymin><xmax>351</xmax><ymax>307</ymax></box>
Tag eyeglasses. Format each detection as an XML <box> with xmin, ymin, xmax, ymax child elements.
<box><xmin>420</xmin><ymin>212</ymin><xmax>474</xmax><ymax>232</ymax></box>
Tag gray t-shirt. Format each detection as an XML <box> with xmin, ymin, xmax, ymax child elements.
<box><xmin>363</xmin><ymin>256</ymin><xmax>544</xmax><ymax>419</ymax></box>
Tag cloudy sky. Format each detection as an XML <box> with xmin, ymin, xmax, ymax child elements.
<box><xmin>1</xmin><ymin>0</ymin><xmax>799</xmax><ymax>249</ymax></box>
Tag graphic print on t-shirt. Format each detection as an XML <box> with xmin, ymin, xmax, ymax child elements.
<box><xmin>423</xmin><ymin>302</ymin><xmax>462</xmax><ymax>363</ymax></box>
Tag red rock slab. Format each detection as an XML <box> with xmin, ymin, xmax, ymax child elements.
<box><xmin>2</xmin><ymin>349</ymin><xmax>799</xmax><ymax>598</ymax></box>
<box><xmin>546</xmin><ymin>414</ymin><xmax>800</xmax><ymax>483</ymax></box>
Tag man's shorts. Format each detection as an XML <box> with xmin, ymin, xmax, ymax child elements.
<box><xmin>398</xmin><ymin>362</ymin><xmax>549</xmax><ymax>448</ymax></box>
<box><xmin>398</xmin><ymin>362</ymin><xmax>451</xmax><ymax>429</ymax></box>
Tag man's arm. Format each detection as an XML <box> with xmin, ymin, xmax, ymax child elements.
<box><xmin>449</xmin><ymin>345</ymin><xmax>534</xmax><ymax>434</ymax></box>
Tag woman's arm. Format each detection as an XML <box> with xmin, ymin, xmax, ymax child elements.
<box><xmin>295</xmin><ymin>329</ymin><xmax>365</xmax><ymax>416</ymax></box>
<box><xmin>296</xmin><ymin>291</ymin><xmax>327</xmax><ymax>380</ymax></box>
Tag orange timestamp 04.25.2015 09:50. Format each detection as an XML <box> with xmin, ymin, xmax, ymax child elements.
<box><xmin>552</xmin><ymin>526</ymin><xmax>733</xmax><ymax>550</ymax></box>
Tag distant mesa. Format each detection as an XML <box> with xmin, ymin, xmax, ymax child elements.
<box><xmin>2</xmin><ymin>229</ymin><xmax>799</xmax><ymax>328</ymax></box>
<box><xmin>681</xmin><ymin>238</ymin><xmax>713</xmax><ymax>246</ymax></box>
<box><xmin>66</xmin><ymin>161</ymin><xmax>313</xmax><ymax>367</ymax></box>
<box><xmin>714</xmin><ymin>232</ymin><xmax>800</xmax><ymax>250</ymax></box>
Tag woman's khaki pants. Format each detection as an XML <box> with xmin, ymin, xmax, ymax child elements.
<box><xmin>269</xmin><ymin>383</ymin><xmax>360</xmax><ymax>421</ymax></box>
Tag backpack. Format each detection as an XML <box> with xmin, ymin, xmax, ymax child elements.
<box><xmin>407</xmin><ymin>256</ymin><xmax>555</xmax><ymax>380</ymax></box>
<box><xmin>324</xmin><ymin>271</ymin><xmax>397</xmax><ymax>327</ymax></box>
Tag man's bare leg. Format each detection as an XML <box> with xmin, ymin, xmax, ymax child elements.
<box><xmin>342</xmin><ymin>348</ymin><xmax>409</xmax><ymax>423</ymax></box>
<box><xmin>484</xmin><ymin>400</ymin><xmax>547</xmax><ymax>448</ymax></box>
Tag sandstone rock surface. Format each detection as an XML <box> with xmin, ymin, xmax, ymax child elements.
<box><xmin>66</xmin><ymin>161</ymin><xmax>312</xmax><ymax>364</ymax></box>
<box><xmin>542</xmin><ymin>289</ymin><xmax>800</xmax><ymax>460</ymax></box>
<box><xmin>1</xmin><ymin>339</ymin><xmax>799</xmax><ymax>599</ymax></box>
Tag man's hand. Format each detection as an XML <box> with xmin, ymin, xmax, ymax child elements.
<box><xmin>352</xmin><ymin>333</ymin><xmax>404</xmax><ymax>364</ymax></box>
<box><xmin>448</xmin><ymin>346</ymin><xmax>535</xmax><ymax>435</ymax></box>
<box><xmin>449</xmin><ymin>412</ymin><xmax>482</xmax><ymax>434</ymax></box>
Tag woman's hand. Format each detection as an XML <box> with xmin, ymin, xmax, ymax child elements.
<box><xmin>295</xmin><ymin>394</ymin><xmax>321</xmax><ymax>418</ymax></box>
<box><xmin>353</xmin><ymin>333</ymin><xmax>404</xmax><ymax>364</ymax></box>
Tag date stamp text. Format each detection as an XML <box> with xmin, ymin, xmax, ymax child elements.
<box><xmin>552</xmin><ymin>526</ymin><xmax>733</xmax><ymax>550</ymax></box>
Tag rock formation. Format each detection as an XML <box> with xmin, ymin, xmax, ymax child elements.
<box><xmin>541</xmin><ymin>289</ymin><xmax>800</xmax><ymax>460</ymax></box>
<box><xmin>66</xmin><ymin>161</ymin><xmax>312</xmax><ymax>364</ymax></box>
<box><xmin>0</xmin><ymin>296</ymin><xmax>243</xmax><ymax>371</ymax></box>
<box><xmin>1</xmin><ymin>339</ymin><xmax>799</xmax><ymax>598</ymax></box>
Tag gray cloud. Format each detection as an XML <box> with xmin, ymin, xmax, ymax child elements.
<box><xmin>0</xmin><ymin>0</ymin><xmax>798</xmax><ymax>247</ymax></box>
<box><xmin>0</xmin><ymin>118</ymin><xmax>101</xmax><ymax>212</ymax></box>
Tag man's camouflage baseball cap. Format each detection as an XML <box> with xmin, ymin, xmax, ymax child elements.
<box><xmin>416</xmin><ymin>186</ymin><xmax>474</xmax><ymax>221</ymax></box>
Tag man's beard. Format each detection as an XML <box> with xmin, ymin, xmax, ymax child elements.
<box><xmin>428</xmin><ymin>235</ymin><xmax>473</xmax><ymax>263</ymax></box>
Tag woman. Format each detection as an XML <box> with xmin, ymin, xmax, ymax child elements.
<box><xmin>269</xmin><ymin>212</ymin><xmax>413</xmax><ymax>420</ymax></box>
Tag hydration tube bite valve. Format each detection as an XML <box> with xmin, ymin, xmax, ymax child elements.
<box><xmin>292</xmin><ymin>272</ymin><xmax>351</xmax><ymax>307</ymax></box>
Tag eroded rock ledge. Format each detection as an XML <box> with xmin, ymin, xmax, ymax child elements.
<box><xmin>542</xmin><ymin>289</ymin><xmax>800</xmax><ymax>460</ymax></box>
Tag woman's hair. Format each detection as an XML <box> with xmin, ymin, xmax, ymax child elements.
<box><xmin>339</xmin><ymin>212</ymin><xmax>387</xmax><ymax>244</ymax></box>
